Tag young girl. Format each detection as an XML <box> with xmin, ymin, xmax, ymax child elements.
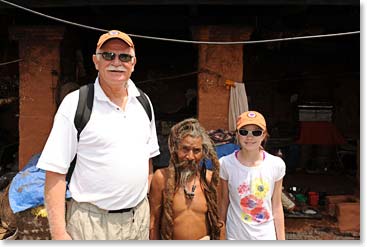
<box><xmin>219</xmin><ymin>111</ymin><xmax>285</xmax><ymax>240</ymax></box>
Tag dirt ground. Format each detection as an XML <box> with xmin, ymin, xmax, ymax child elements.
<box><xmin>285</xmin><ymin>209</ymin><xmax>360</xmax><ymax>240</ymax></box>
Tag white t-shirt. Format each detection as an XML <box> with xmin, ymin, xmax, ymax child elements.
<box><xmin>37</xmin><ymin>78</ymin><xmax>160</xmax><ymax>210</ymax></box>
<box><xmin>219</xmin><ymin>150</ymin><xmax>285</xmax><ymax>240</ymax></box>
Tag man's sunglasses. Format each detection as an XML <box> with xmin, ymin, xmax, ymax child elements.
<box><xmin>96</xmin><ymin>52</ymin><xmax>134</xmax><ymax>62</ymax></box>
<box><xmin>238</xmin><ymin>129</ymin><xmax>263</xmax><ymax>137</ymax></box>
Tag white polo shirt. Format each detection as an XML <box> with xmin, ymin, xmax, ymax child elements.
<box><xmin>37</xmin><ymin>78</ymin><xmax>160</xmax><ymax>210</ymax></box>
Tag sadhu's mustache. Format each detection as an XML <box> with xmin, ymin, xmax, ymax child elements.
<box><xmin>175</xmin><ymin>159</ymin><xmax>198</xmax><ymax>169</ymax></box>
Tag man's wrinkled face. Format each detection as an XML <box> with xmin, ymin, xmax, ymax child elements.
<box><xmin>92</xmin><ymin>39</ymin><xmax>136</xmax><ymax>87</ymax></box>
<box><xmin>176</xmin><ymin>135</ymin><xmax>203</xmax><ymax>171</ymax></box>
<box><xmin>175</xmin><ymin>135</ymin><xmax>203</xmax><ymax>187</ymax></box>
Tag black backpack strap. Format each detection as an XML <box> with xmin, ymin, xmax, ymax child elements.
<box><xmin>66</xmin><ymin>83</ymin><xmax>94</xmax><ymax>183</ymax></box>
<box><xmin>136</xmin><ymin>87</ymin><xmax>152</xmax><ymax>122</ymax></box>
<box><xmin>74</xmin><ymin>83</ymin><xmax>94</xmax><ymax>141</ymax></box>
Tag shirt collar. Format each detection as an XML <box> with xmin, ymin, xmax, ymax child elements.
<box><xmin>94</xmin><ymin>77</ymin><xmax>140</xmax><ymax>102</ymax></box>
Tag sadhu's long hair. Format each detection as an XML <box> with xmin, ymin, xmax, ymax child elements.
<box><xmin>160</xmin><ymin>118</ymin><xmax>222</xmax><ymax>240</ymax></box>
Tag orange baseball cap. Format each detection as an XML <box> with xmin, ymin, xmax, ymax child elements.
<box><xmin>96</xmin><ymin>30</ymin><xmax>134</xmax><ymax>49</ymax></box>
<box><xmin>236</xmin><ymin>111</ymin><xmax>267</xmax><ymax>131</ymax></box>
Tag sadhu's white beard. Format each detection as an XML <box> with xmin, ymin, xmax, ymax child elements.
<box><xmin>175</xmin><ymin>160</ymin><xmax>198</xmax><ymax>188</ymax></box>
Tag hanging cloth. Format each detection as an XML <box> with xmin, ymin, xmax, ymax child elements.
<box><xmin>227</xmin><ymin>81</ymin><xmax>249</xmax><ymax>131</ymax></box>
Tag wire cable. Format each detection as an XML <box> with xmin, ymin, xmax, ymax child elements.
<box><xmin>0</xmin><ymin>0</ymin><xmax>360</xmax><ymax>45</ymax></box>
<box><xmin>0</xmin><ymin>58</ymin><xmax>22</xmax><ymax>66</ymax></box>
<box><xmin>0</xmin><ymin>0</ymin><xmax>107</xmax><ymax>33</ymax></box>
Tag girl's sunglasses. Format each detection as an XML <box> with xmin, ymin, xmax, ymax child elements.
<box><xmin>96</xmin><ymin>52</ymin><xmax>134</xmax><ymax>62</ymax></box>
<box><xmin>238</xmin><ymin>129</ymin><xmax>263</xmax><ymax>137</ymax></box>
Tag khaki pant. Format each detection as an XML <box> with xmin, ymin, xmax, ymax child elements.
<box><xmin>66</xmin><ymin>197</ymin><xmax>149</xmax><ymax>240</ymax></box>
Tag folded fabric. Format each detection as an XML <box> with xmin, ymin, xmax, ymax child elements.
<box><xmin>228</xmin><ymin>82</ymin><xmax>248</xmax><ymax>131</ymax></box>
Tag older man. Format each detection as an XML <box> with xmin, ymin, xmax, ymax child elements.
<box><xmin>37</xmin><ymin>30</ymin><xmax>159</xmax><ymax>240</ymax></box>
<box><xmin>149</xmin><ymin>118</ymin><xmax>225</xmax><ymax>240</ymax></box>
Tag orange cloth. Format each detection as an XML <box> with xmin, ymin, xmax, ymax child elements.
<box><xmin>296</xmin><ymin>121</ymin><xmax>346</xmax><ymax>145</ymax></box>
<box><xmin>225</xmin><ymin>79</ymin><xmax>236</xmax><ymax>89</ymax></box>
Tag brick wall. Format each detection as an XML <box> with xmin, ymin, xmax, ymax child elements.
<box><xmin>192</xmin><ymin>26</ymin><xmax>253</xmax><ymax>130</ymax></box>
<box><xmin>9</xmin><ymin>26</ymin><xmax>65</xmax><ymax>169</ymax></box>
